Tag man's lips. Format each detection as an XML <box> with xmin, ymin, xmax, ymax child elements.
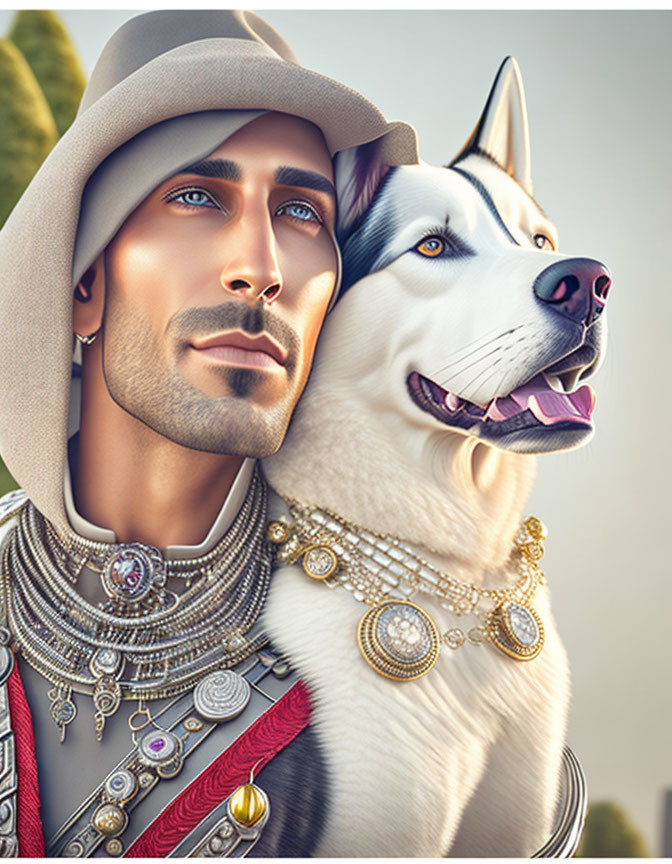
<box><xmin>190</xmin><ymin>329</ymin><xmax>288</xmax><ymax>369</ymax></box>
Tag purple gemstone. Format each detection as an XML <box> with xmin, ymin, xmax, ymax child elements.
<box><xmin>149</xmin><ymin>737</ymin><xmax>166</xmax><ymax>753</ymax></box>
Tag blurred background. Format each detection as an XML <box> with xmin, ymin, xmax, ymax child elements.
<box><xmin>0</xmin><ymin>8</ymin><xmax>669</xmax><ymax>856</ymax></box>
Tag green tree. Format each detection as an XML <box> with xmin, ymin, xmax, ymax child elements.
<box><xmin>0</xmin><ymin>38</ymin><xmax>58</xmax><ymax>228</ymax></box>
<box><xmin>575</xmin><ymin>800</ymin><xmax>649</xmax><ymax>857</ymax></box>
<box><xmin>8</xmin><ymin>10</ymin><xmax>86</xmax><ymax>136</ymax></box>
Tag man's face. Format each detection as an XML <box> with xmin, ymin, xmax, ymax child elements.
<box><xmin>100</xmin><ymin>113</ymin><xmax>338</xmax><ymax>457</ymax></box>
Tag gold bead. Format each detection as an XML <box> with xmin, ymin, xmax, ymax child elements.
<box><xmin>228</xmin><ymin>783</ymin><xmax>267</xmax><ymax>828</ymax></box>
<box><xmin>524</xmin><ymin>516</ymin><xmax>547</xmax><ymax>541</ymax></box>
<box><xmin>521</xmin><ymin>541</ymin><xmax>544</xmax><ymax>561</ymax></box>
<box><xmin>92</xmin><ymin>803</ymin><xmax>127</xmax><ymax>837</ymax></box>
<box><xmin>267</xmin><ymin>522</ymin><xmax>290</xmax><ymax>544</ymax></box>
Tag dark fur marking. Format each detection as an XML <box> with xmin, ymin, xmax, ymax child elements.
<box><xmin>337</xmin><ymin>168</ymin><xmax>400</xmax><ymax>298</ymax></box>
<box><xmin>250</xmin><ymin>724</ymin><xmax>330</xmax><ymax>856</ymax></box>
<box><xmin>450</xmin><ymin>165</ymin><xmax>520</xmax><ymax>246</ymax></box>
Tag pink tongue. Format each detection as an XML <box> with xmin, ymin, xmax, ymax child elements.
<box><xmin>492</xmin><ymin>374</ymin><xmax>595</xmax><ymax>426</ymax></box>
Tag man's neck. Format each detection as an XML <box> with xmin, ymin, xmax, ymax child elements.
<box><xmin>74</xmin><ymin>366</ymin><xmax>245</xmax><ymax>548</ymax></box>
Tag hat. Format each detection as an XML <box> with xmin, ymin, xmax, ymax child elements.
<box><xmin>0</xmin><ymin>10</ymin><xmax>418</xmax><ymax>533</ymax></box>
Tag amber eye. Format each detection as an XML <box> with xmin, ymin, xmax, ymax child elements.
<box><xmin>416</xmin><ymin>236</ymin><xmax>445</xmax><ymax>257</ymax></box>
<box><xmin>533</xmin><ymin>233</ymin><xmax>554</xmax><ymax>251</ymax></box>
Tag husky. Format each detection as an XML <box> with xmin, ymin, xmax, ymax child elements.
<box><xmin>262</xmin><ymin>57</ymin><xmax>610</xmax><ymax>857</ymax></box>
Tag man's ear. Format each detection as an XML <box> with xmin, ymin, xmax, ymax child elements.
<box><xmin>73</xmin><ymin>252</ymin><xmax>105</xmax><ymax>339</ymax></box>
<box><xmin>334</xmin><ymin>138</ymin><xmax>390</xmax><ymax>241</ymax></box>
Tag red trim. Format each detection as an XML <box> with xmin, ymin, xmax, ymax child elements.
<box><xmin>125</xmin><ymin>679</ymin><xmax>312</xmax><ymax>858</ymax></box>
<box><xmin>7</xmin><ymin>664</ymin><xmax>45</xmax><ymax>857</ymax></box>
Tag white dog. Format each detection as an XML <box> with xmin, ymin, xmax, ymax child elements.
<box><xmin>262</xmin><ymin>57</ymin><xmax>610</xmax><ymax>857</ymax></box>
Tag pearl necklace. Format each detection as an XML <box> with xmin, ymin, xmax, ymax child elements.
<box><xmin>268</xmin><ymin>503</ymin><xmax>548</xmax><ymax>681</ymax></box>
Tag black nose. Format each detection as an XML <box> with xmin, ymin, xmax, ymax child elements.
<box><xmin>533</xmin><ymin>258</ymin><xmax>611</xmax><ymax>327</ymax></box>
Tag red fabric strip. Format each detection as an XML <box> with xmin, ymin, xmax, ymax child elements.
<box><xmin>125</xmin><ymin>679</ymin><xmax>312</xmax><ymax>858</ymax></box>
<box><xmin>7</xmin><ymin>663</ymin><xmax>45</xmax><ymax>857</ymax></box>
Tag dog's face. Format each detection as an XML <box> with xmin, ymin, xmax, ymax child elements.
<box><xmin>336</xmin><ymin>58</ymin><xmax>610</xmax><ymax>455</ymax></box>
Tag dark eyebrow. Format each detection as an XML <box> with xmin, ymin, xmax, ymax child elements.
<box><xmin>275</xmin><ymin>166</ymin><xmax>335</xmax><ymax>200</ymax></box>
<box><xmin>178</xmin><ymin>159</ymin><xmax>242</xmax><ymax>181</ymax></box>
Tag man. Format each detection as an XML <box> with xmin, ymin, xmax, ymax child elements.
<box><xmin>0</xmin><ymin>10</ymin><xmax>418</xmax><ymax>857</ymax></box>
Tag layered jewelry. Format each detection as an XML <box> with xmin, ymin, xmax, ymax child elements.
<box><xmin>268</xmin><ymin>503</ymin><xmax>548</xmax><ymax>682</ymax></box>
<box><xmin>48</xmin><ymin>649</ymin><xmax>286</xmax><ymax>858</ymax></box>
<box><xmin>0</xmin><ymin>468</ymin><xmax>274</xmax><ymax>742</ymax></box>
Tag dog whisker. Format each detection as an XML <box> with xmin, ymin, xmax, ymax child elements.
<box><xmin>431</xmin><ymin>324</ymin><xmax>526</xmax><ymax>378</ymax></box>
<box><xmin>437</xmin><ymin>345</ymin><xmax>504</xmax><ymax>388</ymax></box>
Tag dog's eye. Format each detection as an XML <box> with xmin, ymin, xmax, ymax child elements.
<box><xmin>533</xmin><ymin>233</ymin><xmax>554</xmax><ymax>251</ymax></box>
<box><xmin>416</xmin><ymin>237</ymin><xmax>445</xmax><ymax>258</ymax></box>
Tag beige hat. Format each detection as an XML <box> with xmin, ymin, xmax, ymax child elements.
<box><xmin>0</xmin><ymin>10</ymin><xmax>419</xmax><ymax>533</ymax></box>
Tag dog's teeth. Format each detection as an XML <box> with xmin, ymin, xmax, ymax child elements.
<box><xmin>444</xmin><ymin>392</ymin><xmax>461</xmax><ymax>412</ymax></box>
<box><xmin>543</xmin><ymin>373</ymin><xmax>564</xmax><ymax>393</ymax></box>
<box><xmin>420</xmin><ymin>378</ymin><xmax>434</xmax><ymax>402</ymax></box>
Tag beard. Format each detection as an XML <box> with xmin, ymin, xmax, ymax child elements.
<box><xmin>101</xmin><ymin>298</ymin><xmax>303</xmax><ymax>457</ymax></box>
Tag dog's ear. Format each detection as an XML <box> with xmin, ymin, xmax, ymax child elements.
<box><xmin>334</xmin><ymin>138</ymin><xmax>390</xmax><ymax>239</ymax></box>
<box><xmin>452</xmin><ymin>56</ymin><xmax>533</xmax><ymax>195</ymax></box>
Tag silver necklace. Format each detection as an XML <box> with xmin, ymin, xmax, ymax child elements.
<box><xmin>1</xmin><ymin>468</ymin><xmax>274</xmax><ymax>742</ymax></box>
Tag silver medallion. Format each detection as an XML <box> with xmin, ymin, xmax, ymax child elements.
<box><xmin>105</xmin><ymin>769</ymin><xmax>137</xmax><ymax>803</ymax></box>
<box><xmin>193</xmin><ymin>670</ymin><xmax>251</xmax><ymax>723</ymax></box>
<box><xmin>101</xmin><ymin>543</ymin><xmax>165</xmax><ymax>605</ymax></box>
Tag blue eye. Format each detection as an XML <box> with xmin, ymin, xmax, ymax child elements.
<box><xmin>165</xmin><ymin>187</ymin><xmax>218</xmax><ymax>209</ymax></box>
<box><xmin>277</xmin><ymin>201</ymin><xmax>321</xmax><ymax>223</ymax></box>
<box><xmin>177</xmin><ymin>189</ymin><xmax>216</xmax><ymax>208</ymax></box>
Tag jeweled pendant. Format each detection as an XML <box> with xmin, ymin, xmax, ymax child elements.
<box><xmin>100</xmin><ymin>543</ymin><xmax>166</xmax><ymax>607</ymax></box>
<box><xmin>487</xmin><ymin>601</ymin><xmax>544</xmax><ymax>661</ymax></box>
<box><xmin>302</xmin><ymin>544</ymin><xmax>338</xmax><ymax>580</ymax></box>
<box><xmin>138</xmin><ymin>729</ymin><xmax>184</xmax><ymax>778</ymax></box>
<box><xmin>357</xmin><ymin>600</ymin><xmax>440</xmax><ymax>681</ymax></box>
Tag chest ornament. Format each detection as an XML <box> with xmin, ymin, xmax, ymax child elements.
<box><xmin>269</xmin><ymin>506</ymin><xmax>548</xmax><ymax>680</ymax></box>
<box><xmin>0</xmin><ymin>469</ymin><xmax>274</xmax><ymax>743</ymax></box>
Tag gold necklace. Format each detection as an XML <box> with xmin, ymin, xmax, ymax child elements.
<box><xmin>268</xmin><ymin>505</ymin><xmax>548</xmax><ymax>682</ymax></box>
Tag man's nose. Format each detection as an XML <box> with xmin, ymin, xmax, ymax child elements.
<box><xmin>219</xmin><ymin>210</ymin><xmax>283</xmax><ymax>304</ymax></box>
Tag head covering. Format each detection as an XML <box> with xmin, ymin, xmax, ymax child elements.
<box><xmin>0</xmin><ymin>10</ymin><xmax>419</xmax><ymax>533</ymax></box>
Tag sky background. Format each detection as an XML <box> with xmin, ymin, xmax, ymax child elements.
<box><xmin>1</xmin><ymin>7</ymin><xmax>670</xmax><ymax>854</ymax></box>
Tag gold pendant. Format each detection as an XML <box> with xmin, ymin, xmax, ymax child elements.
<box><xmin>357</xmin><ymin>600</ymin><xmax>440</xmax><ymax>682</ymax></box>
<box><xmin>487</xmin><ymin>601</ymin><xmax>544</xmax><ymax>661</ymax></box>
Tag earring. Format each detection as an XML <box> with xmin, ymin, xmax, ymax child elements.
<box><xmin>75</xmin><ymin>331</ymin><xmax>99</xmax><ymax>346</ymax></box>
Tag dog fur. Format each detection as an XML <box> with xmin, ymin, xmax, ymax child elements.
<box><xmin>262</xmin><ymin>57</ymin><xmax>608</xmax><ymax>856</ymax></box>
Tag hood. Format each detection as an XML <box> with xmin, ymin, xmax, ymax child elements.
<box><xmin>0</xmin><ymin>10</ymin><xmax>418</xmax><ymax>533</ymax></box>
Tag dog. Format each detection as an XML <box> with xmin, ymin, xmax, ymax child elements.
<box><xmin>262</xmin><ymin>57</ymin><xmax>610</xmax><ymax>857</ymax></box>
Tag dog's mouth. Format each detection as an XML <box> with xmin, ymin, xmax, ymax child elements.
<box><xmin>407</xmin><ymin>369</ymin><xmax>595</xmax><ymax>444</ymax></box>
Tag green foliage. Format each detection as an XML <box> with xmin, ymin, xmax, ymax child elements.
<box><xmin>0</xmin><ymin>460</ymin><xmax>18</xmax><ymax>499</ymax></box>
<box><xmin>0</xmin><ymin>38</ymin><xmax>58</xmax><ymax>227</ymax></box>
<box><xmin>575</xmin><ymin>800</ymin><xmax>649</xmax><ymax>857</ymax></box>
<box><xmin>8</xmin><ymin>10</ymin><xmax>86</xmax><ymax>136</ymax></box>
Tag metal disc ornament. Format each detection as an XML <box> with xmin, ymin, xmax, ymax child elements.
<box><xmin>357</xmin><ymin>600</ymin><xmax>440</xmax><ymax>681</ymax></box>
<box><xmin>101</xmin><ymin>543</ymin><xmax>165</xmax><ymax>605</ymax></box>
<box><xmin>138</xmin><ymin>729</ymin><xmax>184</xmax><ymax>777</ymax></box>
<box><xmin>193</xmin><ymin>670</ymin><xmax>251</xmax><ymax>722</ymax></box>
<box><xmin>487</xmin><ymin>601</ymin><xmax>544</xmax><ymax>661</ymax></box>
<box><xmin>302</xmin><ymin>545</ymin><xmax>338</xmax><ymax>580</ymax></box>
